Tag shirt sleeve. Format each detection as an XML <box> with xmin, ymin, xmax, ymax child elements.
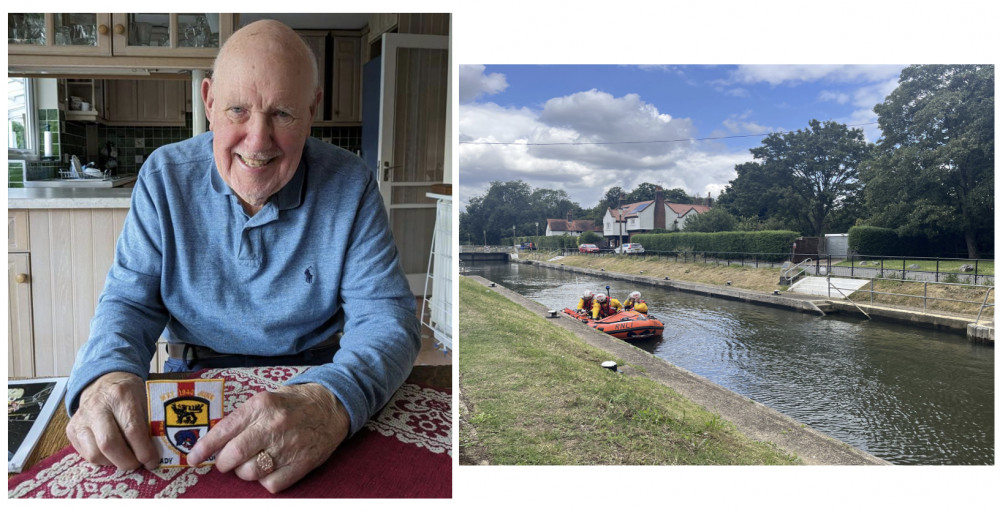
<box><xmin>64</xmin><ymin>170</ymin><xmax>170</xmax><ymax>414</ymax></box>
<box><xmin>284</xmin><ymin>165</ymin><xmax>421</xmax><ymax>435</ymax></box>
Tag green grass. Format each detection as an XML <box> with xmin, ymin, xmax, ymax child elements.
<box><xmin>459</xmin><ymin>276</ymin><xmax>800</xmax><ymax>466</ymax></box>
<box><xmin>833</xmin><ymin>258</ymin><xmax>994</xmax><ymax>275</ymax></box>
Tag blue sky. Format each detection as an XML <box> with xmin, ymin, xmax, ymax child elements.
<box><xmin>459</xmin><ymin>64</ymin><xmax>904</xmax><ymax>211</ymax></box>
<box><xmin>454</xmin><ymin>0</ymin><xmax>997</xmax><ymax>215</ymax></box>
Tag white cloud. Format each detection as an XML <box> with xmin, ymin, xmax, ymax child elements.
<box><xmin>819</xmin><ymin>90</ymin><xmax>850</xmax><ymax>104</ymax></box>
<box><xmin>727</xmin><ymin>64</ymin><xmax>905</xmax><ymax>86</ymax></box>
<box><xmin>459</xmin><ymin>64</ymin><xmax>509</xmax><ymax>103</ymax></box>
<box><xmin>460</xmin><ymin>89</ymin><xmax>750</xmax><ymax>210</ymax></box>
<box><xmin>720</xmin><ymin>111</ymin><xmax>775</xmax><ymax>135</ymax></box>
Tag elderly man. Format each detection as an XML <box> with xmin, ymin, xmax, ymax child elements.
<box><xmin>64</xmin><ymin>20</ymin><xmax>420</xmax><ymax>494</ymax></box>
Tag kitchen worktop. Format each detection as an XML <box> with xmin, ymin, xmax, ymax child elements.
<box><xmin>22</xmin><ymin>175</ymin><xmax>138</xmax><ymax>189</ymax></box>
<box><xmin>8</xmin><ymin>187</ymin><xmax>133</xmax><ymax>209</ymax></box>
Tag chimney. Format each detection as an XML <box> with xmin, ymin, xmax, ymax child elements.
<box><xmin>567</xmin><ymin>211</ymin><xmax>573</xmax><ymax>222</ymax></box>
<box><xmin>707</xmin><ymin>192</ymin><xmax>712</xmax><ymax>208</ymax></box>
<box><xmin>654</xmin><ymin>186</ymin><xmax>666</xmax><ymax>229</ymax></box>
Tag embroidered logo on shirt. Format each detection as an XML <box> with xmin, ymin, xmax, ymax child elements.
<box><xmin>304</xmin><ymin>266</ymin><xmax>315</xmax><ymax>284</ymax></box>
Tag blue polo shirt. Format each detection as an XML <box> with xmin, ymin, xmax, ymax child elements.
<box><xmin>66</xmin><ymin>132</ymin><xmax>420</xmax><ymax>435</ymax></box>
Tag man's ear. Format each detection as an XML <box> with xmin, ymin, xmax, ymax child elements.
<box><xmin>201</xmin><ymin>77</ymin><xmax>214</xmax><ymax>126</ymax></box>
<box><xmin>309</xmin><ymin>87</ymin><xmax>323</xmax><ymax>121</ymax></box>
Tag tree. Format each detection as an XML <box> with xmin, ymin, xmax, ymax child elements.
<box><xmin>720</xmin><ymin>120</ymin><xmax>871</xmax><ymax>236</ymax></box>
<box><xmin>861</xmin><ymin>65</ymin><xmax>994</xmax><ymax>258</ymax></box>
<box><xmin>459</xmin><ymin>180</ymin><xmax>584</xmax><ymax>244</ymax></box>
<box><xmin>683</xmin><ymin>208</ymin><xmax>737</xmax><ymax>232</ymax></box>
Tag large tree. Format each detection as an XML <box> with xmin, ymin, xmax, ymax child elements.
<box><xmin>861</xmin><ymin>64</ymin><xmax>994</xmax><ymax>258</ymax></box>
<box><xmin>459</xmin><ymin>180</ymin><xmax>584</xmax><ymax>244</ymax></box>
<box><xmin>719</xmin><ymin>119</ymin><xmax>871</xmax><ymax>236</ymax></box>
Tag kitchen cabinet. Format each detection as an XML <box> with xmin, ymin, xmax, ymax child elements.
<box><xmin>101</xmin><ymin>79</ymin><xmax>187</xmax><ymax>126</ymax></box>
<box><xmin>6</xmin><ymin>207</ymin><xmax>169</xmax><ymax>377</ymax></box>
<box><xmin>293</xmin><ymin>31</ymin><xmax>362</xmax><ymax>126</ymax></box>
<box><xmin>8</xmin><ymin>13</ymin><xmax>234</xmax><ymax>59</ymax></box>
<box><xmin>59</xmin><ymin>79</ymin><xmax>100</xmax><ymax>122</ymax></box>
<box><xmin>8</xmin><ymin>13</ymin><xmax>113</xmax><ymax>56</ymax></box>
<box><xmin>110</xmin><ymin>13</ymin><xmax>235</xmax><ymax>58</ymax></box>
<box><xmin>330</xmin><ymin>35</ymin><xmax>362</xmax><ymax>124</ymax></box>
<box><xmin>297</xmin><ymin>31</ymin><xmax>328</xmax><ymax>123</ymax></box>
<box><xmin>8</xmin><ymin>210</ymin><xmax>34</xmax><ymax>377</ymax></box>
<box><xmin>8</xmin><ymin>253</ymin><xmax>35</xmax><ymax>377</ymax></box>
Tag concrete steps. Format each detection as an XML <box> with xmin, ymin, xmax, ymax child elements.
<box><xmin>789</xmin><ymin>276</ymin><xmax>870</xmax><ymax>298</ymax></box>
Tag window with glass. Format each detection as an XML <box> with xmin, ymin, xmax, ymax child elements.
<box><xmin>8</xmin><ymin>13</ymin><xmax>46</xmax><ymax>46</ymax></box>
<box><xmin>8</xmin><ymin>77</ymin><xmax>35</xmax><ymax>157</ymax></box>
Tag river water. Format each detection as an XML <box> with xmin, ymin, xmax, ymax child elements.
<box><xmin>467</xmin><ymin>261</ymin><xmax>994</xmax><ymax>465</ymax></box>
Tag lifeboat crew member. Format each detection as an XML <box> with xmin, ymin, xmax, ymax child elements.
<box><xmin>591</xmin><ymin>293</ymin><xmax>622</xmax><ymax>320</ymax></box>
<box><xmin>576</xmin><ymin>290</ymin><xmax>596</xmax><ymax>314</ymax></box>
<box><xmin>622</xmin><ymin>291</ymin><xmax>648</xmax><ymax>314</ymax></box>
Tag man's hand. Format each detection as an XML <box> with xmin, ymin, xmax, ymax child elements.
<box><xmin>66</xmin><ymin>371</ymin><xmax>160</xmax><ymax>471</ymax></box>
<box><xmin>186</xmin><ymin>383</ymin><xmax>350</xmax><ymax>494</ymax></box>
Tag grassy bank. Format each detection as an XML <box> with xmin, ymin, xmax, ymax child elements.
<box><xmin>459</xmin><ymin>276</ymin><xmax>800</xmax><ymax>465</ymax></box>
<box><xmin>519</xmin><ymin>252</ymin><xmax>992</xmax><ymax>317</ymax></box>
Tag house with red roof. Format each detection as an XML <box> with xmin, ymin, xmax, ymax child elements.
<box><xmin>545</xmin><ymin>212</ymin><xmax>599</xmax><ymax>237</ymax></box>
<box><xmin>602</xmin><ymin>187</ymin><xmax>711</xmax><ymax>245</ymax></box>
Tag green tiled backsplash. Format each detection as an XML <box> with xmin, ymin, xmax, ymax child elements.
<box><xmin>23</xmin><ymin>112</ymin><xmax>361</xmax><ymax>181</ymax></box>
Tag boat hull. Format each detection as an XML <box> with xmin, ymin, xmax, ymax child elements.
<box><xmin>562</xmin><ymin>308</ymin><xmax>664</xmax><ymax>341</ymax></box>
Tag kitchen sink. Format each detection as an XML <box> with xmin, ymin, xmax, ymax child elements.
<box><xmin>23</xmin><ymin>175</ymin><xmax>138</xmax><ymax>188</ymax></box>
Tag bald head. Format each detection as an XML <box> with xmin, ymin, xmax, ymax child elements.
<box><xmin>201</xmin><ymin>19</ymin><xmax>323</xmax><ymax>215</ymax></box>
<box><xmin>213</xmin><ymin>19</ymin><xmax>319</xmax><ymax>92</ymax></box>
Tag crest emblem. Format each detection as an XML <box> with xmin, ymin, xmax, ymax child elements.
<box><xmin>147</xmin><ymin>378</ymin><xmax>224</xmax><ymax>467</ymax></box>
<box><xmin>164</xmin><ymin>396</ymin><xmax>210</xmax><ymax>455</ymax></box>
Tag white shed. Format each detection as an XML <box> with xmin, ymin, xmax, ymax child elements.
<box><xmin>825</xmin><ymin>233</ymin><xmax>849</xmax><ymax>258</ymax></box>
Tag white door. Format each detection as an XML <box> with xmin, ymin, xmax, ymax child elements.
<box><xmin>377</xmin><ymin>34</ymin><xmax>449</xmax><ymax>293</ymax></box>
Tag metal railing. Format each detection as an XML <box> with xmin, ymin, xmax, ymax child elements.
<box><xmin>976</xmin><ymin>287</ymin><xmax>994</xmax><ymax>325</ymax></box>
<box><xmin>853</xmin><ymin>277</ymin><xmax>995</xmax><ymax>318</ymax></box>
<box><xmin>827</xmin><ymin>277</ymin><xmax>871</xmax><ymax>319</ymax></box>
<box><xmin>781</xmin><ymin>258</ymin><xmax>813</xmax><ymax>285</ymax></box>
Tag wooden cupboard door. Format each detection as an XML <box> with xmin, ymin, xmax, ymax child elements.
<box><xmin>138</xmin><ymin>80</ymin><xmax>185</xmax><ymax>123</ymax></box>
<box><xmin>8</xmin><ymin>253</ymin><xmax>35</xmax><ymax>377</ymax></box>
<box><xmin>297</xmin><ymin>31</ymin><xmax>328</xmax><ymax>122</ymax></box>
<box><xmin>105</xmin><ymin>79</ymin><xmax>138</xmax><ymax>122</ymax></box>
<box><xmin>9</xmin><ymin>210</ymin><xmax>30</xmax><ymax>252</ymax></box>
<box><xmin>331</xmin><ymin>36</ymin><xmax>361</xmax><ymax>123</ymax></box>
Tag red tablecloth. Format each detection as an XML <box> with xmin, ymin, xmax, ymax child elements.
<box><xmin>8</xmin><ymin>366</ymin><xmax>451</xmax><ymax>498</ymax></box>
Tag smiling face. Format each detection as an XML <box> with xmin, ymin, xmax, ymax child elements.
<box><xmin>202</xmin><ymin>21</ymin><xmax>321</xmax><ymax>214</ymax></box>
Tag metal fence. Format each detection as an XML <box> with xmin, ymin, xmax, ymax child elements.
<box><xmin>846</xmin><ymin>277</ymin><xmax>994</xmax><ymax>322</ymax></box>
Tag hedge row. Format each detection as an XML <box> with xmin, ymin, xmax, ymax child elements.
<box><xmin>847</xmin><ymin>226</ymin><xmax>969</xmax><ymax>257</ymax></box>
<box><xmin>847</xmin><ymin>226</ymin><xmax>897</xmax><ymax>256</ymax></box>
<box><xmin>631</xmin><ymin>230</ymin><xmax>800</xmax><ymax>260</ymax></box>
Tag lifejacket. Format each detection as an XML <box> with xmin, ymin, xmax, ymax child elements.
<box><xmin>594</xmin><ymin>300</ymin><xmax>616</xmax><ymax>319</ymax></box>
<box><xmin>578</xmin><ymin>298</ymin><xmax>594</xmax><ymax>311</ymax></box>
<box><xmin>623</xmin><ymin>298</ymin><xmax>645</xmax><ymax>310</ymax></box>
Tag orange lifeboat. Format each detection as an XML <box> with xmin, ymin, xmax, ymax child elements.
<box><xmin>562</xmin><ymin>308</ymin><xmax>664</xmax><ymax>341</ymax></box>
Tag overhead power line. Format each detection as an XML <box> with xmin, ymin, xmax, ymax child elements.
<box><xmin>459</xmin><ymin>122</ymin><xmax>879</xmax><ymax>146</ymax></box>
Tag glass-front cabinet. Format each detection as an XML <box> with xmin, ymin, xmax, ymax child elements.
<box><xmin>8</xmin><ymin>13</ymin><xmax>233</xmax><ymax>57</ymax></box>
<box><xmin>8</xmin><ymin>13</ymin><xmax>113</xmax><ymax>55</ymax></box>
<box><xmin>111</xmin><ymin>13</ymin><xmax>234</xmax><ymax>57</ymax></box>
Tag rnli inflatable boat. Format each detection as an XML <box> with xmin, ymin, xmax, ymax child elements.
<box><xmin>562</xmin><ymin>308</ymin><xmax>664</xmax><ymax>341</ymax></box>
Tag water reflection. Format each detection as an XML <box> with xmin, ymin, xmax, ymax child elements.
<box><xmin>467</xmin><ymin>262</ymin><xmax>994</xmax><ymax>465</ymax></box>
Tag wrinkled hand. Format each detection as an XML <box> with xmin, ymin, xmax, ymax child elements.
<box><xmin>66</xmin><ymin>371</ymin><xmax>160</xmax><ymax>471</ymax></box>
<box><xmin>186</xmin><ymin>383</ymin><xmax>350</xmax><ymax>494</ymax></box>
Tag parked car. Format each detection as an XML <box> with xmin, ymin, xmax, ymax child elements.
<box><xmin>579</xmin><ymin>243</ymin><xmax>600</xmax><ymax>253</ymax></box>
<box><xmin>622</xmin><ymin>243</ymin><xmax>644</xmax><ymax>254</ymax></box>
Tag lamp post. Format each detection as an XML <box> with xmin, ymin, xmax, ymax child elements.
<box><xmin>513</xmin><ymin>224</ymin><xmax>516</xmax><ymax>249</ymax></box>
<box><xmin>483</xmin><ymin>229</ymin><xmax>487</xmax><ymax>248</ymax></box>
